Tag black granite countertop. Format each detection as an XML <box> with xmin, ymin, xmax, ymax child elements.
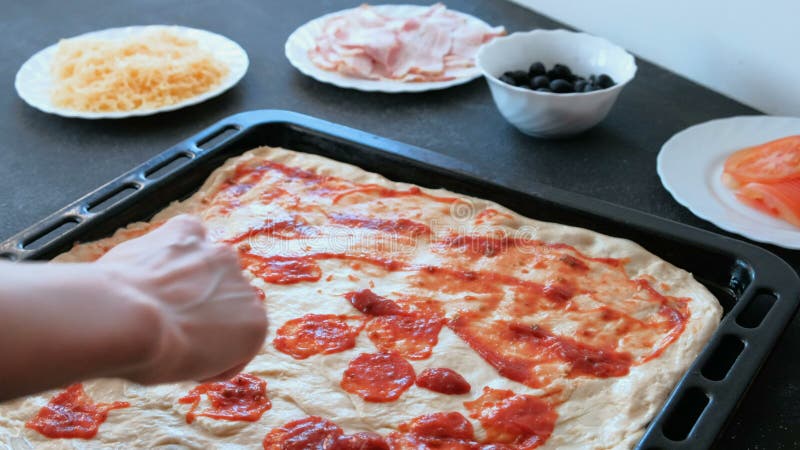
<box><xmin>1</xmin><ymin>0</ymin><xmax>798</xmax><ymax>448</ymax></box>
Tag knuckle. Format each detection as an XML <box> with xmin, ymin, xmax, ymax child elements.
<box><xmin>211</xmin><ymin>243</ymin><xmax>240</xmax><ymax>264</ymax></box>
<box><xmin>244</xmin><ymin>310</ymin><xmax>268</xmax><ymax>341</ymax></box>
<box><xmin>170</xmin><ymin>215</ymin><xmax>207</xmax><ymax>237</ymax></box>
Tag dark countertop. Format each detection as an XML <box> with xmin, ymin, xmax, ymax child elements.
<box><xmin>1</xmin><ymin>0</ymin><xmax>798</xmax><ymax>448</ymax></box>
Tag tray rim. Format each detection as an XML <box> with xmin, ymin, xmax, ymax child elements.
<box><xmin>1</xmin><ymin>109</ymin><xmax>798</xmax><ymax>449</ymax></box>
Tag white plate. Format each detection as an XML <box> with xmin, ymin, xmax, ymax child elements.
<box><xmin>284</xmin><ymin>4</ymin><xmax>493</xmax><ymax>93</ymax></box>
<box><xmin>15</xmin><ymin>25</ymin><xmax>249</xmax><ymax>119</ymax></box>
<box><xmin>657</xmin><ymin>115</ymin><xmax>800</xmax><ymax>249</ymax></box>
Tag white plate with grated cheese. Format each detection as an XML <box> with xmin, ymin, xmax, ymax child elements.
<box><xmin>15</xmin><ymin>25</ymin><xmax>249</xmax><ymax>119</ymax></box>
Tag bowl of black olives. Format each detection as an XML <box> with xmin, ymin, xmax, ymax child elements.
<box><xmin>477</xmin><ymin>29</ymin><xmax>637</xmax><ymax>138</ymax></box>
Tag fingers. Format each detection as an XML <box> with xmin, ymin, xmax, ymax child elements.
<box><xmin>99</xmin><ymin>211</ymin><xmax>272</xmax><ymax>386</ymax></box>
<box><xmin>156</xmin><ymin>215</ymin><xmax>208</xmax><ymax>244</ymax></box>
<box><xmin>210</xmin><ymin>242</ymin><xmax>240</xmax><ymax>267</ymax></box>
<box><xmin>100</xmin><ymin>215</ymin><xmax>209</xmax><ymax>263</ymax></box>
<box><xmin>199</xmin><ymin>362</ymin><xmax>249</xmax><ymax>383</ymax></box>
<box><xmin>164</xmin><ymin>214</ymin><xmax>207</xmax><ymax>237</ymax></box>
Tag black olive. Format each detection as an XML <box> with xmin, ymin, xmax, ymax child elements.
<box><xmin>531</xmin><ymin>75</ymin><xmax>550</xmax><ymax>89</ymax></box>
<box><xmin>536</xmin><ymin>87</ymin><xmax>553</xmax><ymax>93</ymax></box>
<box><xmin>597</xmin><ymin>74</ymin><xmax>615</xmax><ymax>88</ymax></box>
<box><xmin>528</xmin><ymin>61</ymin><xmax>546</xmax><ymax>78</ymax></box>
<box><xmin>548</xmin><ymin>63</ymin><xmax>572</xmax><ymax>80</ymax></box>
<box><xmin>499</xmin><ymin>73</ymin><xmax>519</xmax><ymax>86</ymax></box>
<box><xmin>583</xmin><ymin>83</ymin><xmax>598</xmax><ymax>92</ymax></box>
<box><xmin>509</xmin><ymin>70</ymin><xmax>529</xmax><ymax>85</ymax></box>
<box><xmin>574</xmin><ymin>80</ymin><xmax>587</xmax><ymax>92</ymax></box>
<box><xmin>550</xmin><ymin>79</ymin><xmax>574</xmax><ymax>93</ymax></box>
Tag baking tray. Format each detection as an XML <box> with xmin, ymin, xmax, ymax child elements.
<box><xmin>2</xmin><ymin>110</ymin><xmax>797</xmax><ymax>449</ymax></box>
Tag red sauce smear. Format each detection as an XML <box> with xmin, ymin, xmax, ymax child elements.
<box><xmin>475</xmin><ymin>208</ymin><xmax>515</xmax><ymax>224</ymax></box>
<box><xmin>209</xmin><ymin>183</ymin><xmax>254</xmax><ymax>213</ymax></box>
<box><xmin>542</xmin><ymin>279</ymin><xmax>577</xmax><ymax>303</ymax></box>
<box><xmin>263</xmin><ymin>416</ymin><xmax>389</xmax><ymax>450</ymax></box>
<box><xmin>636</xmin><ymin>279</ymin><xmax>691</xmax><ymax>362</ymax></box>
<box><xmin>205</xmin><ymin>157</ymin><xmax>696</xmax><ymax>450</ymax></box>
<box><xmin>178</xmin><ymin>373</ymin><xmax>271</xmax><ymax>424</ymax></box>
<box><xmin>239</xmin><ymin>249</ymin><xmax>681</xmax><ymax>387</ymax></box>
<box><xmin>25</xmin><ymin>383</ymin><xmax>129</xmax><ymax>439</ymax></box>
<box><xmin>557</xmin><ymin>254</ymin><xmax>589</xmax><ymax>271</ymax></box>
<box><xmin>336</xmin><ymin>432</ymin><xmax>390</xmax><ymax>449</ymax></box>
<box><xmin>346</xmin><ymin>289</ymin><xmax>404</xmax><ymax>316</ymax></box>
<box><xmin>436</xmin><ymin>235</ymin><xmax>622</xmax><ymax>270</ymax></box>
<box><xmin>311</xmin><ymin>252</ymin><xmax>407</xmax><ymax>271</ymax></box>
<box><xmin>274</xmin><ymin>314</ymin><xmax>366</xmax><ymax>359</ymax></box>
<box><xmin>207</xmin><ymin>162</ymin><xmax>284</xmax><ymax>210</ymax></box>
<box><xmin>512</xmin><ymin>323</ymin><xmax>633</xmax><ymax>378</ymax></box>
<box><xmin>341</xmin><ymin>352</ymin><xmax>415</xmax><ymax>402</ymax></box>
<box><xmin>390</xmin><ymin>412</ymin><xmax>478</xmax><ymax>448</ymax></box>
<box><xmin>263</xmin><ymin>416</ymin><xmax>342</xmax><ymax>450</ymax></box>
<box><xmin>464</xmin><ymin>387</ymin><xmax>557</xmax><ymax>449</ymax></box>
<box><xmin>241</xmin><ymin>253</ymin><xmax>322</xmax><ymax>285</ymax></box>
<box><xmin>450</xmin><ymin>317</ymin><xmax>633</xmax><ymax>388</ymax></box>
<box><xmin>255</xmin><ymin>288</ymin><xmax>266</xmax><ymax>302</ymax></box>
<box><xmin>345</xmin><ymin>289</ymin><xmax>445</xmax><ymax>360</ymax></box>
<box><xmin>215</xmin><ymin>161</ymin><xmax>459</xmax><ymax>211</ymax></box>
<box><xmin>416</xmin><ymin>368</ymin><xmax>471</xmax><ymax>395</ymax></box>
<box><xmin>438</xmin><ymin>234</ymin><xmax>535</xmax><ymax>258</ymax></box>
<box><xmin>332</xmin><ymin>184</ymin><xmax>458</xmax><ymax>205</ymax></box>
<box><xmin>224</xmin><ymin>216</ymin><xmax>317</xmax><ymax>244</ymax></box>
<box><xmin>239</xmin><ymin>249</ymin><xmax>679</xmax><ymax>376</ymax></box>
<box><xmin>418</xmin><ymin>265</ymin><xmax>549</xmax><ymax>297</ymax></box>
<box><xmin>329</xmin><ymin>213</ymin><xmax>431</xmax><ymax>237</ymax></box>
<box><xmin>366</xmin><ymin>314</ymin><xmax>444</xmax><ymax>360</ymax></box>
<box><xmin>242</xmin><ymin>252</ymin><xmax>412</xmax><ymax>287</ymax></box>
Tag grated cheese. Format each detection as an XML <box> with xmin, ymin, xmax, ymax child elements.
<box><xmin>51</xmin><ymin>29</ymin><xmax>229</xmax><ymax>112</ymax></box>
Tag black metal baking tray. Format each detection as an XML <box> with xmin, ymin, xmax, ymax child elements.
<box><xmin>2</xmin><ymin>110</ymin><xmax>797</xmax><ymax>449</ymax></box>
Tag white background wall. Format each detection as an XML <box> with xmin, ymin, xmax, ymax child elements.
<box><xmin>509</xmin><ymin>0</ymin><xmax>800</xmax><ymax>116</ymax></box>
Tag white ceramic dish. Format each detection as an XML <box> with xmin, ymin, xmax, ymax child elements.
<box><xmin>15</xmin><ymin>25</ymin><xmax>249</xmax><ymax>119</ymax></box>
<box><xmin>658</xmin><ymin>115</ymin><xmax>800</xmax><ymax>249</ymax></box>
<box><xmin>477</xmin><ymin>29</ymin><xmax>637</xmax><ymax>138</ymax></box>
<box><xmin>284</xmin><ymin>4</ymin><xmax>493</xmax><ymax>93</ymax></box>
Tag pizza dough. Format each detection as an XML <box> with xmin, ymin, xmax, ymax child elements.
<box><xmin>0</xmin><ymin>146</ymin><xmax>722</xmax><ymax>449</ymax></box>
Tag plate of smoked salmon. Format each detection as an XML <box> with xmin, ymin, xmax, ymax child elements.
<box><xmin>658</xmin><ymin>115</ymin><xmax>800</xmax><ymax>249</ymax></box>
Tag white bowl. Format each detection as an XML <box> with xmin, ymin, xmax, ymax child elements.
<box><xmin>477</xmin><ymin>29</ymin><xmax>637</xmax><ymax>138</ymax></box>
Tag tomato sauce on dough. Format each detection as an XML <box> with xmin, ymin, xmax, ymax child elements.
<box><xmin>274</xmin><ymin>314</ymin><xmax>366</xmax><ymax>359</ymax></box>
<box><xmin>204</xmin><ymin>158</ymin><xmax>696</xmax><ymax>448</ymax></box>
<box><xmin>416</xmin><ymin>368</ymin><xmax>471</xmax><ymax>395</ymax></box>
<box><xmin>341</xmin><ymin>352</ymin><xmax>416</xmax><ymax>402</ymax></box>
<box><xmin>179</xmin><ymin>373</ymin><xmax>271</xmax><ymax>424</ymax></box>
<box><xmin>25</xmin><ymin>384</ymin><xmax>129</xmax><ymax>439</ymax></box>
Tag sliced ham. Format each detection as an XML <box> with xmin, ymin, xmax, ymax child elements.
<box><xmin>451</xmin><ymin>21</ymin><xmax>506</xmax><ymax>58</ymax></box>
<box><xmin>307</xmin><ymin>3</ymin><xmax>505</xmax><ymax>81</ymax></box>
<box><xmin>392</xmin><ymin>17</ymin><xmax>453</xmax><ymax>77</ymax></box>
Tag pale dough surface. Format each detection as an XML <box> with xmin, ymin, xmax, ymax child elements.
<box><xmin>0</xmin><ymin>146</ymin><xmax>722</xmax><ymax>449</ymax></box>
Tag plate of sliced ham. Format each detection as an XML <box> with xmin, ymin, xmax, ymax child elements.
<box><xmin>285</xmin><ymin>3</ymin><xmax>505</xmax><ymax>92</ymax></box>
<box><xmin>657</xmin><ymin>115</ymin><xmax>800</xmax><ymax>249</ymax></box>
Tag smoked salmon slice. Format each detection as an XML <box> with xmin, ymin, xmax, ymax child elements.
<box><xmin>722</xmin><ymin>135</ymin><xmax>800</xmax><ymax>188</ymax></box>
<box><xmin>735</xmin><ymin>178</ymin><xmax>800</xmax><ymax>227</ymax></box>
<box><xmin>722</xmin><ymin>135</ymin><xmax>800</xmax><ymax>227</ymax></box>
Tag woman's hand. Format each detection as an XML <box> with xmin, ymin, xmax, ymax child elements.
<box><xmin>99</xmin><ymin>215</ymin><xmax>268</xmax><ymax>384</ymax></box>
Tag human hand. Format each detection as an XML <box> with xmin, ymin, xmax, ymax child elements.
<box><xmin>97</xmin><ymin>215</ymin><xmax>267</xmax><ymax>384</ymax></box>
